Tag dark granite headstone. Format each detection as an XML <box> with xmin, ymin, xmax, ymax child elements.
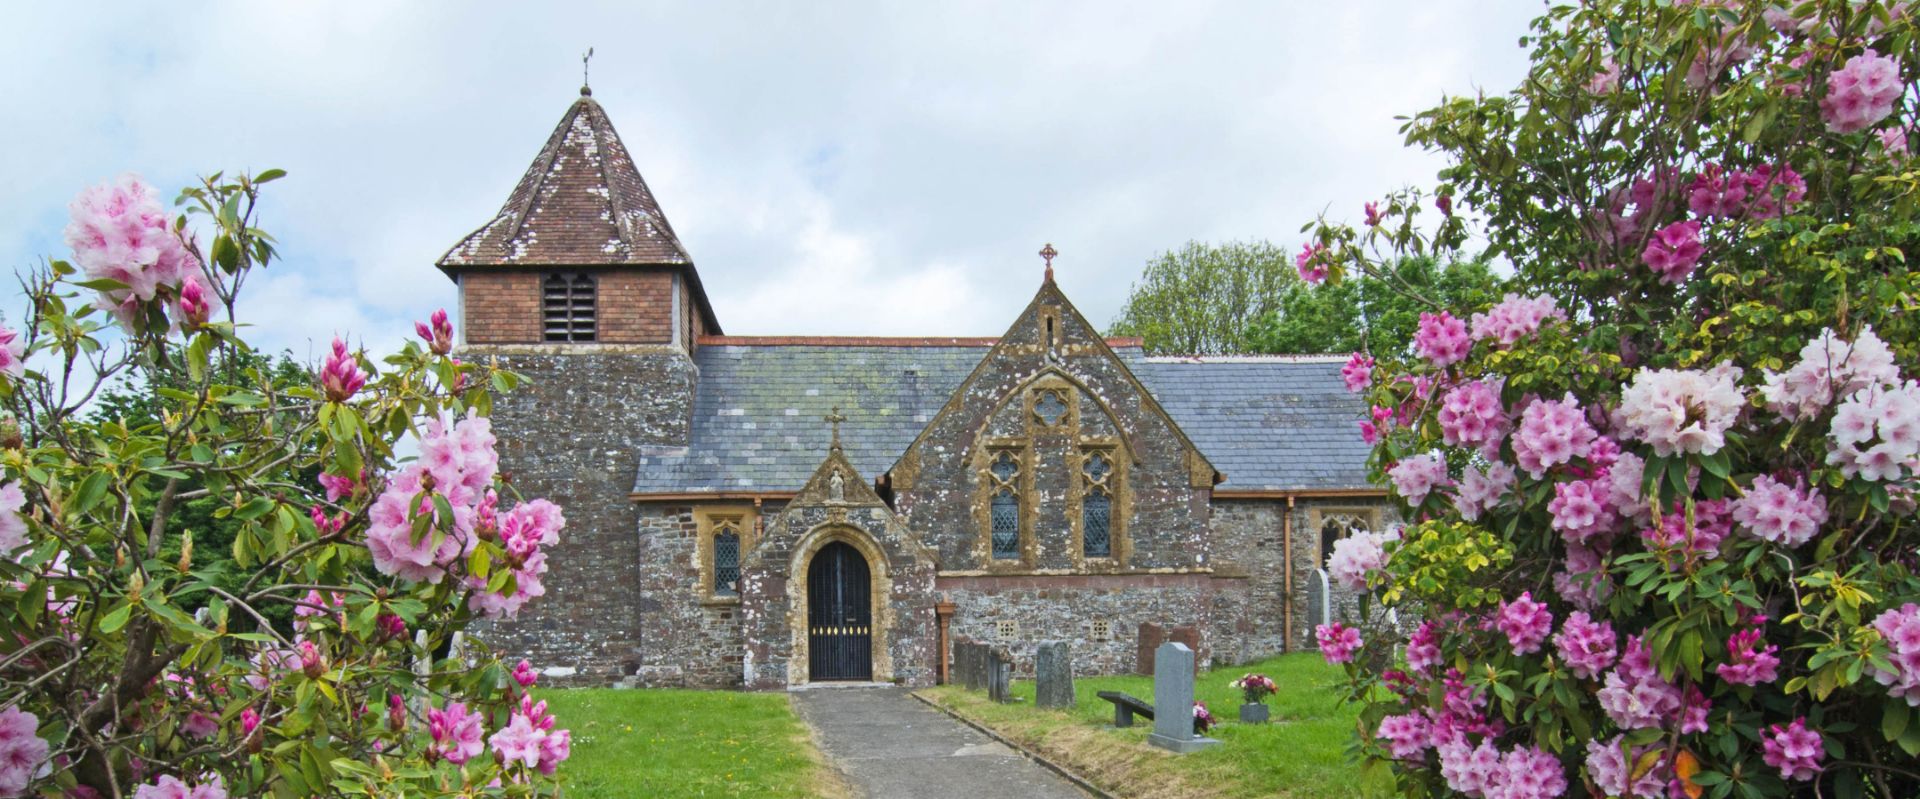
<box><xmin>1136</xmin><ymin>622</ymin><xmax>1165</xmax><ymax>674</ymax></box>
<box><xmin>1035</xmin><ymin>641</ymin><xmax>1074</xmax><ymax>709</ymax></box>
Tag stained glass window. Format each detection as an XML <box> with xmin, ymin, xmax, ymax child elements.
<box><xmin>1081</xmin><ymin>450</ymin><xmax>1115</xmax><ymax>559</ymax></box>
<box><xmin>1034</xmin><ymin>390</ymin><xmax>1068</xmax><ymax>426</ymax></box>
<box><xmin>988</xmin><ymin>450</ymin><xmax>1021</xmax><ymax>560</ymax></box>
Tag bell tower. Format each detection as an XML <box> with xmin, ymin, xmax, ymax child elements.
<box><xmin>435</xmin><ymin>86</ymin><xmax>714</xmax><ymax>682</ymax></box>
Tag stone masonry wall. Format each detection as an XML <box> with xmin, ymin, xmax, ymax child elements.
<box><xmin>939</xmin><ymin>573</ymin><xmax>1239</xmax><ymax>676</ymax></box>
<box><xmin>462</xmin><ymin>347</ymin><xmax>696</xmax><ymax>684</ymax></box>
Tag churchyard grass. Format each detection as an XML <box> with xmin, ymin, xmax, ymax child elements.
<box><xmin>918</xmin><ymin>652</ymin><xmax>1390</xmax><ymax>799</ymax></box>
<box><xmin>542</xmin><ymin>688</ymin><xmax>849</xmax><ymax>798</ymax></box>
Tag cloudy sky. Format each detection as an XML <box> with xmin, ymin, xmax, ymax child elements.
<box><xmin>0</xmin><ymin>2</ymin><xmax>1543</xmax><ymax>360</ymax></box>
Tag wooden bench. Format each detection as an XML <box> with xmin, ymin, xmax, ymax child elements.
<box><xmin>1096</xmin><ymin>691</ymin><xmax>1154</xmax><ymax>728</ymax></box>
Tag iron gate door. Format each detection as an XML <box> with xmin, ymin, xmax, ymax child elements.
<box><xmin>807</xmin><ymin>542</ymin><xmax>873</xmax><ymax>681</ymax></box>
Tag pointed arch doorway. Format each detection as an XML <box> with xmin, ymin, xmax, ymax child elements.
<box><xmin>807</xmin><ymin>541</ymin><xmax>873</xmax><ymax>681</ymax></box>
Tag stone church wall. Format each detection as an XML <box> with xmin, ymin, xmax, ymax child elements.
<box><xmin>463</xmin><ymin>347</ymin><xmax>696</xmax><ymax>685</ymax></box>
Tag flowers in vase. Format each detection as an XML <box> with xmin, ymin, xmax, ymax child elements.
<box><xmin>1230</xmin><ymin>673</ymin><xmax>1278</xmax><ymax>705</ymax></box>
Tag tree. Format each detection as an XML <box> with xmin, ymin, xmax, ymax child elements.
<box><xmin>1303</xmin><ymin>2</ymin><xmax>1920</xmax><ymax>797</ymax></box>
<box><xmin>1108</xmin><ymin>240</ymin><xmax>1298</xmax><ymax>355</ymax></box>
<box><xmin>0</xmin><ymin>172</ymin><xmax>570</xmax><ymax>797</ymax></box>
<box><xmin>1245</xmin><ymin>257</ymin><xmax>1502</xmax><ymax>356</ymax></box>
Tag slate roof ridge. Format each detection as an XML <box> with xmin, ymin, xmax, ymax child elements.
<box><xmin>1140</xmin><ymin>353</ymin><xmax>1350</xmax><ymax>364</ymax></box>
<box><xmin>698</xmin><ymin>335</ymin><xmax>1145</xmax><ymax>348</ymax></box>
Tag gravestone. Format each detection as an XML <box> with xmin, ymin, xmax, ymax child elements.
<box><xmin>965</xmin><ymin>643</ymin><xmax>984</xmax><ymax>691</ymax></box>
<box><xmin>1035</xmin><ymin>641</ymin><xmax>1074</xmax><ymax>709</ymax></box>
<box><xmin>1307</xmin><ymin>569</ymin><xmax>1333</xmax><ymax>630</ymax></box>
<box><xmin>1147</xmin><ymin>642</ymin><xmax>1220</xmax><ymax>754</ymax></box>
<box><xmin>1170</xmin><ymin>626</ymin><xmax>1201</xmax><ymax>662</ymax></box>
<box><xmin>987</xmin><ymin>649</ymin><xmax>1013</xmax><ymax>703</ymax></box>
<box><xmin>1135</xmin><ymin>623</ymin><xmax>1165</xmax><ymax>674</ymax></box>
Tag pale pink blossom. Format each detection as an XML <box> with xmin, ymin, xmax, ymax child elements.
<box><xmin>1586</xmin><ymin>735</ymin><xmax>1670</xmax><ymax>798</ymax></box>
<box><xmin>1511</xmin><ymin>395</ymin><xmax>1597</xmax><ymax>478</ymax></box>
<box><xmin>1375</xmin><ymin>713</ymin><xmax>1430</xmax><ymax>759</ymax></box>
<box><xmin>1438</xmin><ymin>379</ymin><xmax>1508</xmax><ymax>458</ymax></box>
<box><xmin>1490</xmin><ymin>745</ymin><xmax>1567</xmax><ymax>799</ymax></box>
<box><xmin>1553</xmin><ymin>545</ymin><xmax>1613</xmax><ymax>612</ymax></box>
<box><xmin>490</xmin><ymin>713</ymin><xmax>547</xmax><ymax>770</ymax></box>
<box><xmin>1615</xmin><ymin>363</ymin><xmax>1745</xmax><ymax>456</ymax></box>
<box><xmin>0</xmin><ymin>329</ymin><xmax>25</xmax><ymax>380</ymax></box>
<box><xmin>1554</xmin><ymin>611</ymin><xmax>1617</xmax><ymax>679</ymax></box>
<box><xmin>132</xmin><ymin>775</ymin><xmax>226</xmax><ymax>799</ymax></box>
<box><xmin>1452</xmin><ymin>462</ymin><xmax>1515</xmax><ymax>521</ymax></box>
<box><xmin>428</xmin><ymin>701</ymin><xmax>486</xmax><ymax>765</ymax></box>
<box><xmin>1761</xmin><ymin>326</ymin><xmax>1902</xmax><ymax>421</ymax></box>
<box><xmin>0</xmin><ymin>482</ymin><xmax>27</xmax><ymax>554</ymax></box>
<box><xmin>64</xmin><ymin>175</ymin><xmax>198</xmax><ymax>326</ymax></box>
<box><xmin>1548</xmin><ymin>475</ymin><xmax>1617</xmax><ymax>545</ymax></box>
<box><xmin>1597</xmin><ymin>636</ymin><xmax>1684</xmax><ymax>730</ymax></box>
<box><xmin>1326</xmin><ymin>527</ymin><xmax>1397</xmax><ymax>591</ymax></box>
<box><xmin>1437</xmin><ymin>739</ymin><xmax>1502</xmax><ymax>797</ymax></box>
<box><xmin>0</xmin><ymin>706</ymin><xmax>48</xmax><ymax>798</ymax></box>
<box><xmin>1588</xmin><ymin>57</ymin><xmax>1620</xmax><ymax>94</ymax></box>
<box><xmin>1405</xmin><ymin>620</ymin><xmax>1443</xmax><ymax>677</ymax></box>
<box><xmin>1870</xmin><ymin>603</ymin><xmax>1920</xmax><ymax>705</ymax></box>
<box><xmin>1881</xmin><ymin>126</ymin><xmax>1911</xmax><ymax>157</ymax></box>
<box><xmin>1469</xmin><ymin>293</ymin><xmax>1564</xmax><ymax>347</ymax></box>
<box><xmin>1731</xmin><ymin>474</ymin><xmax>1827</xmax><ymax>546</ymax></box>
<box><xmin>1821</xmin><ymin>49</ymin><xmax>1904</xmax><ymax>134</ymax></box>
<box><xmin>1388</xmin><ymin>454</ymin><xmax>1451</xmax><ymax>506</ymax></box>
<box><xmin>1826</xmin><ymin>380</ymin><xmax>1920</xmax><ymax>481</ymax></box>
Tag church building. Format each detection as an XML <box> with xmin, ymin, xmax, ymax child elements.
<box><xmin>436</xmin><ymin>87</ymin><xmax>1388</xmax><ymax>688</ymax></box>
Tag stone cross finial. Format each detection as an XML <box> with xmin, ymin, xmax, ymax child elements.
<box><xmin>581</xmin><ymin>47</ymin><xmax>595</xmax><ymax>96</ymax></box>
<box><xmin>1039</xmin><ymin>242</ymin><xmax>1058</xmax><ymax>282</ymax></box>
<box><xmin>825</xmin><ymin>406</ymin><xmax>847</xmax><ymax>449</ymax></box>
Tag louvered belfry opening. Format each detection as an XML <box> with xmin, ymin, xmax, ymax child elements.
<box><xmin>542</xmin><ymin>272</ymin><xmax>597</xmax><ymax>341</ymax></box>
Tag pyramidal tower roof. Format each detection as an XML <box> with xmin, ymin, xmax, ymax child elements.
<box><xmin>439</xmin><ymin>87</ymin><xmax>696</xmax><ymax>269</ymax></box>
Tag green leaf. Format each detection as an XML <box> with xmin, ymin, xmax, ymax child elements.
<box><xmin>1885</xmin><ymin>702</ymin><xmax>1912</xmax><ymax>742</ymax></box>
<box><xmin>254</xmin><ymin>168</ymin><xmax>288</xmax><ymax>183</ymax></box>
<box><xmin>72</xmin><ymin>471</ymin><xmax>113</xmax><ymax>516</ymax></box>
<box><xmin>234</xmin><ymin>496</ymin><xmax>276</xmax><ymax>521</ymax></box>
<box><xmin>97</xmin><ymin>602</ymin><xmax>133</xmax><ymax>634</ymax></box>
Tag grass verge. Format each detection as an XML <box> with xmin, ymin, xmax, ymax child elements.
<box><xmin>916</xmin><ymin>652</ymin><xmax>1391</xmax><ymax>799</ymax></box>
<box><xmin>543</xmin><ymin>688</ymin><xmax>849</xmax><ymax>798</ymax></box>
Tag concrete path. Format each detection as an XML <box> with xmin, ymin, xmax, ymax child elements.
<box><xmin>791</xmin><ymin>687</ymin><xmax>1089</xmax><ymax>799</ymax></box>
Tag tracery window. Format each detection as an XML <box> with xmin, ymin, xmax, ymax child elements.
<box><xmin>1033</xmin><ymin>389</ymin><xmax>1069</xmax><ymax>427</ymax></box>
<box><xmin>988</xmin><ymin>450</ymin><xmax>1022</xmax><ymax>560</ymax></box>
<box><xmin>1319</xmin><ymin>512</ymin><xmax>1372</xmax><ymax>567</ymax></box>
<box><xmin>542</xmin><ymin>272</ymin><xmax>597</xmax><ymax>342</ymax></box>
<box><xmin>1081</xmin><ymin>450</ymin><xmax>1114</xmax><ymax>558</ymax></box>
<box><xmin>713</xmin><ymin>519</ymin><xmax>742</xmax><ymax>596</ymax></box>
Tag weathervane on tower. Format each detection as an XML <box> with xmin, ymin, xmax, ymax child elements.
<box><xmin>1039</xmin><ymin>242</ymin><xmax>1057</xmax><ymax>282</ymax></box>
<box><xmin>581</xmin><ymin>47</ymin><xmax>594</xmax><ymax>96</ymax></box>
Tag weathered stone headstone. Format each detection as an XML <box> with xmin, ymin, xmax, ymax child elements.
<box><xmin>1136</xmin><ymin>622</ymin><xmax>1165</xmax><ymax>674</ymax></box>
<box><xmin>1035</xmin><ymin>641</ymin><xmax>1074</xmax><ymax>709</ymax></box>
<box><xmin>987</xmin><ymin>649</ymin><xmax>1013</xmax><ymax>703</ymax></box>
<box><xmin>1307</xmin><ymin>569</ymin><xmax>1333</xmax><ymax>630</ymax></box>
<box><xmin>1169</xmin><ymin>626</ymin><xmax>1201</xmax><ymax>661</ymax></box>
<box><xmin>1147</xmin><ymin>642</ymin><xmax>1220</xmax><ymax>753</ymax></box>
<box><xmin>961</xmin><ymin>642</ymin><xmax>985</xmax><ymax>691</ymax></box>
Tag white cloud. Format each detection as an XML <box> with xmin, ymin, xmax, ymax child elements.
<box><xmin>0</xmin><ymin>1</ymin><xmax>1543</xmax><ymax>345</ymax></box>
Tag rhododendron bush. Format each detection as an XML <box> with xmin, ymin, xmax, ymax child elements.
<box><xmin>0</xmin><ymin>171</ymin><xmax>570</xmax><ymax>797</ymax></box>
<box><xmin>1303</xmin><ymin>2</ymin><xmax>1920</xmax><ymax>798</ymax></box>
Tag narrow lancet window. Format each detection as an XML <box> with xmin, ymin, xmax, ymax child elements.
<box><xmin>988</xmin><ymin>450</ymin><xmax>1021</xmax><ymax>560</ymax></box>
<box><xmin>713</xmin><ymin>521</ymin><xmax>741</xmax><ymax>596</ymax></box>
<box><xmin>1082</xmin><ymin>450</ymin><xmax>1113</xmax><ymax>558</ymax></box>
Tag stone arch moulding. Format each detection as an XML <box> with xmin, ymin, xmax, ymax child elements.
<box><xmin>787</xmin><ymin>521</ymin><xmax>895</xmax><ymax>686</ymax></box>
<box><xmin>962</xmin><ymin>365</ymin><xmax>1138</xmax><ymax>467</ymax></box>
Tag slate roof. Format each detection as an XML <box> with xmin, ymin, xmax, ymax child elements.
<box><xmin>632</xmin><ymin>345</ymin><xmax>1375</xmax><ymax>495</ymax></box>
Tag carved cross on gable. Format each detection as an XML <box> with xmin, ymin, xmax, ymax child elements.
<box><xmin>825</xmin><ymin>407</ymin><xmax>847</xmax><ymax>449</ymax></box>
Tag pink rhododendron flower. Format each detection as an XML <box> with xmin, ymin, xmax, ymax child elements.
<box><xmin>1436</xmin><ymin>739</ymin><xmax>1501</xmax><ymax>797</ymax></box>
<box><xmin>1640</xmin><ymin>219</ymin><xmax>1704</xmax><ymax>284</ymax></box>
<box><xmin>175</xmin><ymin>272</ymin><xmax>214</xmax><ymax>330</ymax></box>
<box><xmin>1717</xmin><ymin>626</ymin><xmax>1781</xmax><ymax>686</ymax></box>
<box><xmin>1553</xmin><ymin>545</ymin><xmax>1613</xmax><ymax>612</ymax></box>
<box><xmin>1316</xmin><ymin>623</ymin><xmax>1361</xmax><ymax>664</ymax></box>
<box><xmin>1363</xmin><ymin>202</ymin><xmax>1384</xmax><ymax>226</ymax></box>
<box><xmin>537</xmin><ymin>728</ymin><xmax>572</xmax><ymax>775</ymax></box>
<box><xmin>318</xmin><ymin>471</ymin><xmax>359</xmax><ymax>502</ymax></box>
<box><xmin>239</xmin><ymin>708</ymin><xmax>260</xmax><ymax>737</ymax></box>
<box><xmin>1469</xmin><ymin>293</ymin><xmax>1564</xmax><ymax>347</ymax></box>
<box><xmin>0</xmin><ymin>482</ymin><xmax>28</xmax><ymax>554</ymax></box>
<box><xmin>428</xmin><ymin>701</ymin><xmax>486</xmax><ymax>765</ymax></box>
<box><xmin>1762</xmin><ymin>718</ymin><xmax>1824</xmax><ymax>781</ymax></box>
<box><xmin>1511</xmin><ymin>395</ymin><xmax>1597</xmax><ymax>478</ymax></box>
<box><xmin>1388</xmin><ymin>454</ymin><xmax>1451</xmax><ymax>506</ymax></box>
<box><xmin>0</xmin><ymin>328</ymin><xmax>24</xmax><ymax>381</ymax></box>
<box><xmin>64</xmin><ymin>175</ymin><xmax>198</xmax><ymax>327</ymax></box>
<box><xmin>1496</xmin><ymin>592</ymin><xmax>1553</xmax><ymax>655</ymax></box>
<box><xmin>513</xmin><ymin>660</ymin><xmax>540</xmax><ymax>688</ymax></box>
<box><xmin>319</xmin><ymin>338</ymin><xmax>366</xmax><ymax>403</ymax></box>
<box><xmin>1326</xmin><ymin>527</ymin><xmax>1397</xmax><ymax>591</ymax></box>
<box><xmin>1730</xmin><ymin>474</ymin><xmax>1827</xmax><ymax>547</ymax></box>
<box><xmin>1882</xmin><ymin>126</ymin><xmax>1911</xmax><ymax>157</ymax></box>
<box><xmin>466</xmin><ymin>495</ymin><xmax>565</xmax><ymax>619</ymax></box>
<box><xmin>1607</xmin><ymin>451</ymin><xmax>1649</xmax><ymax>523</ymax></box>
<box><xmin>1589</xmin><ymin>56</ymin><xmax>1620</xmax><ymax>94</ymax></box>
<box><xmin>1585</xmin><ymin>735</ymin><xmax>1670</xmax><ymax>798</ymax></box>
<box><xmin>1615</xmin><ymin>363</ymin><xmax>1746</xmax><ymax>456</ymax></box>
<box><xmin>1341</xmin><ymin>352</ymin><xmax>1373</xmax><ymax>393</ymax></box>
<box><xmin>132</xmin><ymin>775</ymin><xmax>226</xmax><ymax>799</ymax></box>
<box><xmin>1405</xmin><ymin>620</ymin><xmax>1443</xmax><ymax>677</ymax></box>
<box><xmin>1826</xmin><ymin>380</ymin><xmax>1920</xmax><ymax>481</ymax></box>
<box><xmin>0</xmin><ymin>706</ymin><xmax>48</xmax><ymax>798</ymax></box>
<box><xmin>1452</xmin><ymin>461</ymin><xmax>1514</xmax><ymax>521</ymax></box>
<box><xmin>1548</xmin><ymin>475</ymin><xmax>1617</xmax><ymax>545</ymax></box>
<box><xmin>293</xmin><ymin>589</ymin><xmax>346</xmax><ymax>631</ymax></box>
<box><xmin>298</xmin><ymin>639</ymin><xmax>325</xmax><ymax>679</ymax></box>
<box><xmin>1821</xmin><ymin>49</ymin><xmax>1903</xmax><ymax>134</ymax></box>
<box><xmin>1597</xmin><ymin>636</ymin><xmax>1684</xmax><ymax>730</ymax></box>
<box><xmin>1295</xmin><ymin>242</ymin><xmax>1330</xmax><ymax>284</ymax></box>
<box><xmin>1435</xmin><ymin>194</ymin><xmax>1453</xmax><ymax>216</ymax></box>
<box><xmin>1741</xmin><ymin>164</ymin><xmax>1807</xmax><ymax>220</ymax></box>
<box><xmin>1641</xmin><ymin>498</ymin><xmax>1733</xmax><ymax>559</ymax></box>
<box><xmin>1414</xmin><ymin>311</ymin><xmax>1471</xmax><ymax>367</ymax></box>
<box><xmin>1554</xmin><ymin>611</ymin><xmax>1618</xmax><ymax>679</ymax></box>
<box><xmin>1761</xmin><ymin>326</ymin><xmax>1902</xmax><ymax>421</ymax></box>
<box><xmin>1870</xmin><ymin>603</ymin><xmax>1920</xmax><ymax>705</ymax></box>
<box><xmin>490</xmin><ymin>713</ymin><xmax>547</xmax><ymax>770</ymax></box>
<box><xmin>1438</xmin><ymin>379</ymin><xmax>1509</xmax><ymax>458</ymax></box>
<box><xmin>1375</xmin><ymin>712</ymin><xmax>1430</xmax><ymax>759</ymax></box>
<box><xmin>416</xmin><ymin>309</ymin><xmax>455</xmax><ymax>356</ymax></box>
<box><xmin>1492</xmin><ymin>745</ymin><xmax>1567</xmax><ymax>799</ymax></box>
<box><xmin>365</xmin><ymin>411</ymin><xmax>506</xmax><ymax>583</ymax></box>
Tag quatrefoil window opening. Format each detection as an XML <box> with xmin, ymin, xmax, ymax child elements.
<box><xmin>1033</xmin><ymin>389</ymin><xmax>1069</xmax><ymax>427</ymax></box>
